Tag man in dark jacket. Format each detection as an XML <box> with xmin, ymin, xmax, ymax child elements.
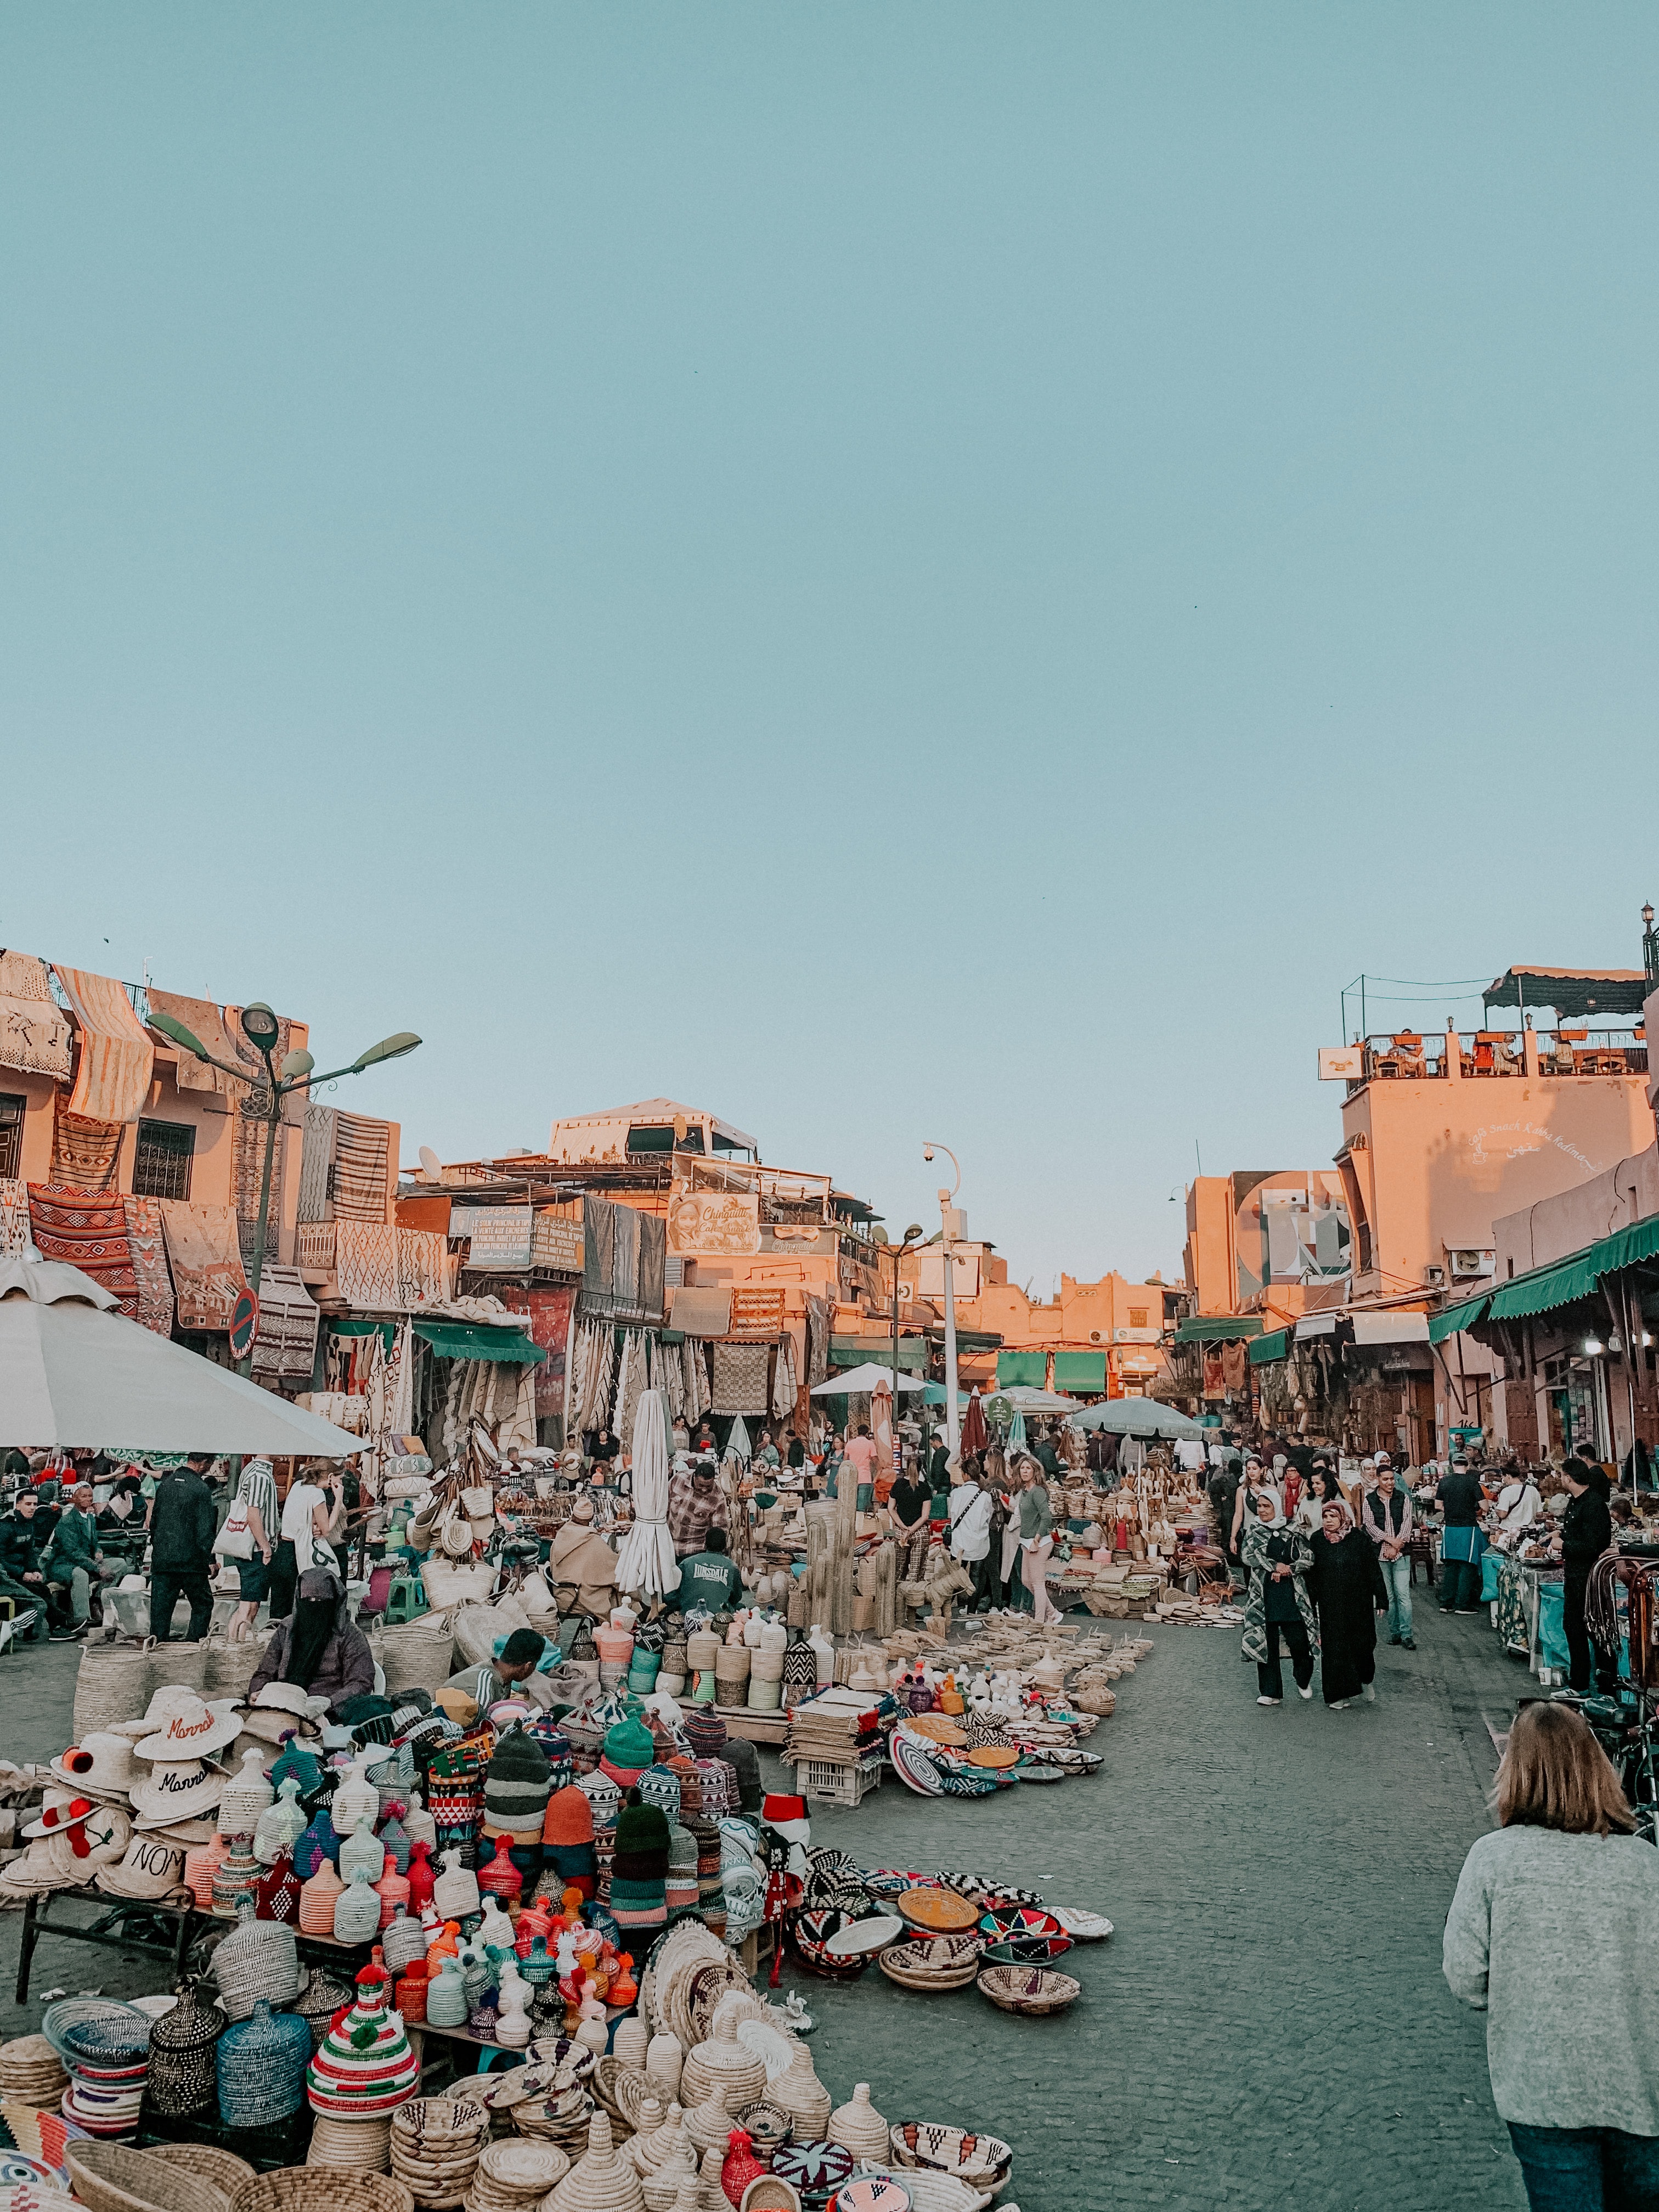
<box><xmin>1435</xmin><ymin>1455</ymin><xmax>1486</xmax><ymax>1615</ymax></box>
<box><xmin>148</xmin><ymin>1453</ymin><xmax>218</xmax><ymax>1642</ymax></box>
<box><xmin>1554</xmin><ymin>1458</ymin><xmax>1615</xmax><ymax>1692</ymax></box>
<box><xmin>0</xmin><ymin>1490</ymin><xmax>49</xmax><ymax>1639</ymax></box>
<box><xmin>46</xmin><ymin>1484</ymin><xmax>112</xmax><ymax>1635</ymax></box>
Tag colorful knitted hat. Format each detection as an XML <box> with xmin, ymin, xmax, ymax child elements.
<box><xmin>484</xmin><ymin>1726</ymin><xmax>552</xmax><ymax>1843</ymax></box>
<box><xmin>542</xmin><ymin>1784</ymin><xmax>595</xmax><ymax>1847</ymax></box>
<box><xmin>305</xmin><ymin>1962</ymin><xmax>420</xmax><ymax>2117</ymax></box>
<box><xmin>636</xmin><ymin>1764</ymin><xmax>682</xmax><ymax>1821</ymax></box>
<box><xmin>601</xmin><ymin>1717</ymin><xmax>655</xmax><ymax>1778</ymax></box>
<box><xmin>682</xmin><ymin>1711</ymin><xmax>728</xmax><ymax>1759</ymax></box>
<box><xmin>613</xmin><ymin>1800</ymin><xmax>671</xmax><ymax>1867</ymax></box>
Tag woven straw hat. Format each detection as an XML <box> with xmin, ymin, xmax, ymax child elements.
<box><xmin>134</xmin><ymin>1695</ymin><xmax>243</xmax><ymax>1761</ymax></box>
<box><xmin>129</xmin><ymin>1761</ymin><xmax>224</xmax><ymax>1825</ymax></box>
<box><xmin>49</xmin><ymin>1733</ymin><xmax>138</xmax><ymax>1800</ymax></box>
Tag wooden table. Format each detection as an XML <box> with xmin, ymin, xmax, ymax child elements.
<box><xmin>14</xmin><ymin>1887</ymin><xmax>197</xmax><ymax>2004</ymax></box>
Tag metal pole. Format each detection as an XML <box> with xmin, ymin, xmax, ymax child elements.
<box><xmin>943</xmin><ymin>1245</ymin><xmax>960</xmax><ymax>1458</ymax></box>
<box><xmin>890</xmin><ymin>1250</ymin><xmax>901</xmax><ymax>1416</ymax></box>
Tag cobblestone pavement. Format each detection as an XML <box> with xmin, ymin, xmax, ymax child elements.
<box><xmin>791</xmin><ymin>1599</ymin><xmax>1528</xmax><ymax>2212</ymax></box>
<box><xmin>0</xmin><ymin>1606</ymin><xmax>1529</xmax><ymax>2210</ymax></box>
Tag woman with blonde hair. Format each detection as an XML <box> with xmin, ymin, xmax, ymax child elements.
<box><xmin>1444</xmin><ymin>1701</ymin><xmax>1659</xmax><ymax>2207</ymax></box>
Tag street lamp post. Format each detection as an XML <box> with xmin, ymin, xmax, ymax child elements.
<box><xmin>923</xmin><ymin>1142</ymin><xmax>964</xmax><ymax>1459</ymax></box>
<box><xmin>874</xmin><ymin>1224</ymin><xmax>927</xmax><ymax>1412</ymax></box>
<box><xmin>148</xmin><ymin>1002</ymin><xmax>420</xmax><ymax>1377</ymax></box>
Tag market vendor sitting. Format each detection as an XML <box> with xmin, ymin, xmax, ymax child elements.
<box><xmin>247</xmin><ymin>1566</ymin><xmax>376</xmax><ymax>1720</ymax></box>
<box><xmin>664</xmin><ymin>1527</ymin><xmax>746</xmax><ymax>1613</ymax></box>
<box><xmin>45</xmin><ymin>1484</ymin><xmax>114</xmax><ymax>1637</ymax></box>
<box><xmin>548</xmin><ymin>1496</ymin><xmax>620</xmax><ymax>1618</ymax></box>
<box><xmin>442</xmin><ymin>1627</ymin><xmax>556</xmax><ymax>1716</ymax></box>
<box><xmin>0</xmin><ymin>1488</ymin><xmax>47</xmax><ymax>1640</ymax></box>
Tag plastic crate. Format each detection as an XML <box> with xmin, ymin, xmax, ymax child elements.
<box><xmin>789</xmin><ymin>1754</ymin><xmax>883</xmax><ymax>1808</ymax></box>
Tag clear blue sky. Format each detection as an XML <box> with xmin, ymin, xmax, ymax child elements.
<box><xmin>4</xmin><ymin>7</ymin><xmax>1656</xmax><ymax>1295</ymax></box>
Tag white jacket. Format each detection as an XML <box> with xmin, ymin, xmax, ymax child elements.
<box><xmin>949</xmin><ymin>1485</ymin><xmax>994</xmax><ymax>1562</ymax></box>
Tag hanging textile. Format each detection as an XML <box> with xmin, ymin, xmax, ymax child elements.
<box><xmin>122</xmin><ymin>1195</ymin><xmax>174</xmax><ymax>1338</ymax></box>
<box><xmin>390</xmin><ymin>1319</ymin><xmax>415</xmax><ymax>1437</ymax></box>
<box><xmin>0</xmin><ymin>951</ymin><xmax>71</xmax><ymax>1080</ymax></box>
<box><xmin>712</xmin><ymin>1341</ymin><xmax>769</xmax><ymax>1415</ymax></box>
<box><xmin>49</xmin><ymin>1099</ymin><xmax>122</xmax><ymax>1193</ymax></box>
<box><xmin>501</xmin><ymin>1365</ymin><xmax>537</xmax><ymax>1455</ymax></box>
<box><xmin>145</xmin><ymin>991</ymin><xmax>244</xmax><ymax>1110</ymax></box>
<box><xmin>501</xmin><ymin>1285</ymin><xmax>575</xmax><ymax>1421</ymax></box>
<box><xmin>160</xmin><ymin>1201</ymin><xmax>245</xmax><ymax>1330</ymax></box>
<box><xmin>619</xmin><ymin>1329</ymin><xmax>648</xmax><ymax>1449</ymax></box>
<box><xmin>27</xmin><ymin>1186</ymin><xmax>138</xmax><ymax>1316</ymax></box>
<box><xmin>611</xmin><ymin>1204</ymin><xmax>639</xmax><ymax>1309</ymax></box>
<box><xmin>396</xmin><ymin>1227</ymin><xmax>449</xmax><ymax>1308</ymax></box>
<box><xmin>251</xmin><ymin>1264</ymin><xmax>321</xmax><ymax>1384</ymax></box>
<box><xmin>0</xmin><ymin>1178</ymin><xmax>30</xmax><ymax>1255</ymax></box>
<box><xmin>1221</xmin><ymin>1339</ymin><xmax>1249</xmax><ymax>1393</ymax></box>
<box><xmin>726</xmin><ymin>1413</ymin><xmax>752</xmax><ymax>1464</ymax></box>
<box><xmin>681</xmin><ymin>1340</ymin><xmax>699</xmax><ymax>1425</ymax></box>
<box><xmin>636</xmin><ymin>1214</ymin><xmax>667</xmax><ymax>1323</ymax></box>
<box><xmin>1201</xmin><ymin>1350</ymin><xmax>1224</xmax><ymax>1398</ymax></box>
<box><xmin>772</xmin><ymin>1334</ymin><xmax>799</xmax><ymax>1421</ymax></box>
<box><xmin>662</xmin><ymin>1339</ymin><xmax>685</xmax><ymax>1423</ymax></box>
<box><xmin>297</xmin><ymin>1103</ymin><xmax>336</xmax><ymax>1221</ymax></box>
<box><xmin>805</xmin><ymin>1295</ymin><xmax>831</xmax><ymax>1387</ymax></box>
<box><xmin>233</xmin><ymin>1105</ymin><xmax>283</xmax><ymax>1270</ymax></box>
<box><xmin>336</xmin><ymin>1221</ymin><xmax>400</xmax><ymax>1310</ymax></box>
<box><xmin>584</xmin><ymin>1322</ymin><xmax>616</xmax><ymax>1437</ymax></box>
<box><xmin>53</xmin><ymin>967</ymin><xmax>153</xmax><ymax>1127</ymax></box>
<box><xmin>331</xmin><ymin>1111</ymin><xmax>391</xmax><ymax>1222</ymax></box>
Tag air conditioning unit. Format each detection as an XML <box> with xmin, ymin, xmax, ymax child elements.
<box><xmin>1424</xmin><ymin>1265</ymin><xmax>1446</xmax><ymax>1288</ymax></box>
<box><xmin>1089</xmin><ymin>1331</ymin><xmax>1103</xmax><ymax>1343</ymax></box>
<box><xmin>1449</xmin><ymin>1248</ymin><xmax>1496</xmax><ymax>1279</ymax></box>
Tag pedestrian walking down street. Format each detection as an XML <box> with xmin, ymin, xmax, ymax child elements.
<box><xmin>1437</xmin><ymin>1454</ymin><xmax>1488</xmax><ymax>1613</ymax></box>
<box><xmin>1363</xmin><ymin>1463</ymin><xmax>1416</xmax><ymax>1650</ymax></box>
<box><xmin>1444</xmin><ymin>1701</ymin><xmax>1659</xmax><ymax>2211</ymax></box>
<box><xmin>1208</xmin><ymin>1454</ymin><xmax>1242</xmax><ymax>1582</ymax></box>
<box><xmin>1239</xmin><ymin>1493</ymin><xmax>1317</xmax><ymax>1706</ymax></box>
<box><xmin>1308</xmin><ymin>1498</ymin><xmax>1388</xmax><ymax>1708</ymax></box>
<box><xmin>1552</xmin><ymin>1457</ymin><xmax>1614</xmax><ymax>1695</ymax></box>
<box><xmin>1291</xmin><ymin>1462</ymin><xmax>1344</xmax><ymax>1534</ymax></box>
<box><xmin>146</xmin><ymin>1453</ymin><xmax>218</xmax><ymax>1643</ymax></box>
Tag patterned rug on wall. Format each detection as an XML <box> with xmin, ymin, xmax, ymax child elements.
<box><xmin>28</xmin><ymin>1186</ymin><xmax>139</xmax><ymax>1316</ymax></box>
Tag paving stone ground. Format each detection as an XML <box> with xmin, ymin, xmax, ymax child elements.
<box><xmin>0</xmin><ymin>1600</ymin><xmax>1532</xmax><ymax>2210</ymax></box>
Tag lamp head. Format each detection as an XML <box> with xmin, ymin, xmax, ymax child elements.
<box><xmin>240</xmin><ymin>1002</ymin><xmax>280</xmax><ymax>1051</ymax></box>
<box><xmin>149</xmin><ymin>1008</ymin><xmax>208</xmax><ymax>1060</ymax></box>
<box><xmin>351</xmin><ymin>1031</ymin><xmax>421</xmax><ymax>1073</ymax></box>
<box><xmin>1645</xmin><ymin>903</ymin><xmax>1655</xmax><ymax>929</ymax></box>
<box><xmin>904</xmin><ymin>1223</ymin><xmax>924</xmax><ymax>1243</ymax></box>
<box><xmin>922</xmin><ymin>1145</ymin><xmax>934</xmax><ymax>1163</ymax></box>
<box><xmin>279</xmin><ymin>1047</ymin><xmax>314</xmax><ymax>1082</ymax></box>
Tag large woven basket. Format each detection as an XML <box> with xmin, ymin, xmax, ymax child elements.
<box><xmin>146</xmin><ymin>2144</ymin><xmax>257</xmax><ymax>2197</ymax></box>
<box><xmin>975</xmin><ymin>1964</ymin><xmax>1081</xmax><ymax>2017</ymax></box>
<box><xmin>65</xmin><ymin>2141</ymin><xmax>232</xmax><ymax>2212</ymax></box>
<box><xmin>230</xmin><ymin>2175</ymin><xmax>416</xmax><ymax>2212</ymax></box>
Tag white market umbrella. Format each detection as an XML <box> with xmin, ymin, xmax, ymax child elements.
<box><xmin>988</xmin><ymin>1386</ymin><xmax>1081</xmax><ymax>1415</ymax></box>
<box><xmin>811</xmin><ymin>1363</ymin><xmax>930</xmax><ymax>1396</ymax></box>
<box><xmin>1066</xmin><ymin>1397</ymin><xmax>1206</xmax><ymax>1442</ymax></box>
<box><xmin>0</xmin><ymin>1254</ymin><xmax>363</xmax><ymax>1455</ymax></box>
<box><xmin>726</xmin><ymin>1413</ymin><xmax>752</xmax><ymax>1462</ymax></box>
<box><xmin>616</xmin><ymin>1386</ymin><xmax>680</xmax><ymax>1598</ymax></box>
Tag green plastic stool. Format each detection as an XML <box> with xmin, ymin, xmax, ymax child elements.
<box><xmin>383</xmin><ymin>1574</ymin><xmax>430</xmax><ymax>1626</ymax></box>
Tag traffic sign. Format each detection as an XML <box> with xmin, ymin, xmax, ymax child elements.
<box><xmin>229</xmin><ymin>1286</ymin><xmax>259</xmax><ymax>1361</ymax></box>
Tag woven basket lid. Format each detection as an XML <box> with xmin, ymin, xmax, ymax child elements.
<box><xmin>306</xmin><ymin>1965</ymin><xmax>419</xmax><ymax>2116</ymax></box>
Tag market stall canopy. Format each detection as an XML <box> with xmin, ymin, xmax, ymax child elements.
<box><xmin>410</xmin><ymin>1319</ymin><xmax>545</xmax><ymax>1362</ymax></box>
<box><xmin>1172</xmin><ymin>1315</ymin><xmax>1263</xmax><ymax>1344</ymax></box>
<box><xmin>1432</xmin><ymin>1213</ymin><xmax>1659</xmax><ymax>1340</ymax></box>
<box><xmin>810</xmin><ymin>1362</ymin><xmax>930</xmax><ymax>1395</ymax></box>
<box><xmin>1066</xmin><ymin>1398</ymin><xmax>1206</xmax><ymax>1441</ymax></box>
<box><xmin>1482</xmin><ymin>966</ymin><xmax>1648</xmax><ymax>1020</ymax></box>
<box><xmin>0</xmin><ymin>1254</ymin><xmax>364</xmax><ymax>1454</ymax></box>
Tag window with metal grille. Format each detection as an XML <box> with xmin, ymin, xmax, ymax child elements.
<box><xmin>133</xmin><ymin>1119</ymin><xmax>195</xmax><ymax>1201</ymax></box>
<box><xmin>0</xmin><ymin>1094</ymin><xmax>24</xmax><ymax>1182</ymax></box>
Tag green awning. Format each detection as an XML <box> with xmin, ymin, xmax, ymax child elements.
<box><xmin>1173</xmin><ymin>1316</ymin><xmax>1263</xmax><ymax>1344</ymax></box>
<box><xmin>1248</xmin><ymin>1329</ymin><xmax>1290</xmax><ymax>1366</ymax></box>
<box><xmin>996</xmin><ymin>1351</ymin><xmax>1047</xmax><ymax>1386</ymax></box>
<box><xmin>411</xmin><ymin>1321</ymin><xmax>546</xmax><ymax>1363</ymax></box>
<box><xmin>831</xmin><ymin>1336</ymin><xmax>926</xmax><ymax>1370</ymax></box>
<box><xmin>1052</xmin><ymin>1351</ymin><xmax>1107</xmax><ymax>1390</ymax></box>
<box><xmin>329</xmin><ymin>1319</ymin><xmax>396</xmax><ymax>1348</ymax></box>
<box><xmin>1429</xmin><ymin>1296</ymin><xmax>1489</xmax><ymax>1345</ymax></box>
<box><xmin>1443</xmin><ymin>1215</ymin><xmax>1659</xmax><ymax>1335</ymax></box>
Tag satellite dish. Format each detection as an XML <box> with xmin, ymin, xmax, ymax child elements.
<box><xmin>419</xmin><ymin>1146</ymin><xmax>441</xmax><ymax>1183</ymax></box>
<box><xmin>872</xmin><ymin>1226</ymin><xmax>890</xmax><ymax>1246</ymax></box>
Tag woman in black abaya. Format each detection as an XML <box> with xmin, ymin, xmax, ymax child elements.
<box><xmin>1308</xmin><ymin>1498</ymin><xmax>1389</xmax><ymax>1709</ymax></box>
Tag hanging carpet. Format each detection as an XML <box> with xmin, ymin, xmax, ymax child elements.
<box><xmin>160</xmin><ymin>1202</ymin><xmax>246</xmax><ymax>1330</ymax></box>
<box><xmin>712</xmin><ymin>1340</ymin><xmax>769</xmax><ymax>1415</ymax></box>
<box><xmin>53</xmin><ymin>966</ymin><xmax>153</xmax><ymax>1126</ymax></box>
<box><xmin>28</xmin><ymin>1185</ymin><xmax>139</xmax><ymax>1317</ymax></box>
<box><xmin>0</xmin><ymin>951</ymin><xmax>72</xmax><ymax>1080</ymax></box>
<box><xmin>122</xmin><ymin>1195</ymin><xmax>175</xmax><ymax>1337</ymax></box>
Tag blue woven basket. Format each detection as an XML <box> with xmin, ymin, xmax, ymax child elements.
<box><xmin>215</xmin><ymin>1997</ymin><xmax>311</xmax><ymax>2126</ymax></box>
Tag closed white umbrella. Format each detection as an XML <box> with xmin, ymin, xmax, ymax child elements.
<box><xmin>616</xmin><ymin>1386</ymin><xmax>680</xmax><ymax>1598</ymax></box>
<box><xmin>0</xmin><ymin>1254</ymin><xmax>362</xmax><ymax>1454</ymax></box>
